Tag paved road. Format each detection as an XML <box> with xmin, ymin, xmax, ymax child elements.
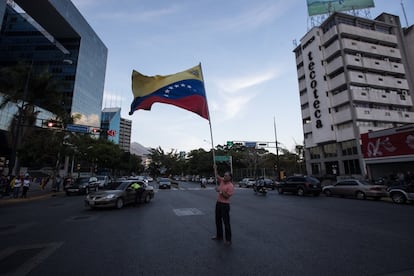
<box><xmin>1</xmin><ymin>182</ymin><xmax>413</xmax><ymax>276</ymax></box>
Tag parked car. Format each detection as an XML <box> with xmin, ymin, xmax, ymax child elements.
<box><xmin>85</xmin><ymin>180</ymin><xmax>154</xmax><ymax>209</ymax></box>
<box><xmin>387</xmin><ymin>183</ymin><xmax>414</xmax><ymax>204</ymax></box>
<box><xmin>96</xmin><ymin>175</ymin><xmax>112</xmax><ymax>189</ymax></box>
<box><xmin>158</xmin><ymin>177</ymin><xmax>172</xmax><ymax>189</ymax></box>
<box><xmin>239</xmin><ymin>178</ymin><xmax>255</xmax><ymax>188</ymax></box>
<box><xmin>65</xmin><ymin>176</ymin><xmax>99</xmax><ymax>196</ymax></box>
<box><xmin>276</xmin><ymin>176</ymin><xmax>321</xmax><ymax>196</ymax></box>
<box><xmin>323</xmin><ymin>179</ymin><xmax>388</xmax><ymax>200</ymax></box>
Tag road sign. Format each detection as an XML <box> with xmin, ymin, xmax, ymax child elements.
<box><xmin>66</xmin><ymin>124</ymin><xmax>89</xmax><ymax>133</ymax></box>
<box><xmin>244</xmin><ymin>141</ymin><xmax>257</xmax><ymax>148</ymax></box>
<box><xmin>215</xmin><ymin>155</ymin><xmax>230</xmax><ymax>162</ymax></box>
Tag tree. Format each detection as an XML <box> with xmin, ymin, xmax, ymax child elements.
<box><xmin>0</xmin><ymin>62</ymin><xmax>65</xmax><ymax>175</ymax></box>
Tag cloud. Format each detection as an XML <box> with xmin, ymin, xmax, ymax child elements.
<box><xmin>74</xmin><ymin>0</ymin><xmax>181</xmax><ymax>22</ymax></box>
<box><xmin>215</xmin><ymin>69</ymin><xmax>280</xmax><ymax>94</ymax></box>
<box><xmin>210</xmin><ymin>0</ymin><xmax>294</xmax><ymax>32</ymax></box>
<box><xmin>210</xmin><ymin>67</ymin><xmax>281</xmax><ymax>119</ymax></box>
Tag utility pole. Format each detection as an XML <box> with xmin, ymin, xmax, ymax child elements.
<box><xmin>274</xmin><ymin>117</ymin><xmax>280</xmax><ymax>181</ymax></box>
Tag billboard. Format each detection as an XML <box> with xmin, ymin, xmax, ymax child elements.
<box><xmin>307</xmin><ymin>0</ymin><xmax>375</xmax><ymax>16</ymax></box>
<box><xmin>361</xmin><ymin>125</ymin><xmax>414</xmax><ymax>159</ymax></box>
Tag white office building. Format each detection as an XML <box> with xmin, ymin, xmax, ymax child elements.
<box><xmin>294</xmin><ymin>12</ymin><xmax>414</xmax><ymax>178</ymax></box>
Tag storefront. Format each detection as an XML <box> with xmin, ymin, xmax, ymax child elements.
<box><xmin>361</xmin><ymin>124</ymin><xmax>414</xmax><ymax>181</ymax></box>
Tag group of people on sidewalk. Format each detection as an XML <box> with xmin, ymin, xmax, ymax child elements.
<box><xmin>0</xmin><ymin>174</ymin><xmax>31</xmax><ymax>198</ymax></box>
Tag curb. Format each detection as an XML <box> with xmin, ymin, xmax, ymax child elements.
<box><xmin>0</xmin><ymin>191</ymin><xmax>65</xmax><ymax>205</ymax></box>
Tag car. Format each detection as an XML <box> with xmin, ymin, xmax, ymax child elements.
<box><xmin>96</xmin><ymin>175</ymin><xmax>112</xmax><ymax>189</ymax></box>
<box><xmin>158</xmin><ymin>177</ymin><xmax>172</xmax><ymax>189</ymax></box>
<box><xmin>85</xmin><ymin>180</ymin><xmax>154</xmax><ymax>209</ymax></box>
<box><xmin>323</xmin><ymin>179</ymin><xmax>388</xmax><ymax>200</ymax></box>
<box><xmin>65</xmin><ymin>176</ymin><xmax>99</xmax><ymax>195</ymax></box>
<box><xmin>276</xmin><ymin>176</ymin><xmax>321</xmax><ymax>196</ymax></box>
<box><xmin>387</xmin><ymin>183</ymin><xmax>414</xmax><ymax>204</ymax></box>
<box><xmin>239</xmin><ymin>178</ymin><xmax>255</xmax><ymax>188</ymax></box>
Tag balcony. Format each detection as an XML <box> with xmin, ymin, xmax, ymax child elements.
<box><xmin>338</xmin><ymin>24</ymin><xmax>398</xmax><ymax>46</ymax></box>
<box><xmin>332</xmin><ymin>108</ymin><xmax>352</xmax><ymax>124</ymax></box>
<box><xmin>326</xmin><ymin>57</ymin><xmax>344</xmax><ymax>75</ymax></box>
<box><xmin>354</xmin><ymin>108</ymin><xmax>414</xmax><ymax>123</ymax></box>
<box><xmin>331</xmin><ymin>91</ymin><xmax>350</xmax><ymax>107</ymax></box>
<box><xmin>329</xmin><ymin>72</ymin><xmax>346</xmax><ymax>90</ymax></box>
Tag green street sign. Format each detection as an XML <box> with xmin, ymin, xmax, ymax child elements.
<box><xmin>226</xmin><ymin>141</ymin><xmax>233</xmax><ymax>147</ymax></box>
<box><xmin>215</xmin><ymin>155</ymin><xmax>230</xmax><ymax>162</ymax></box>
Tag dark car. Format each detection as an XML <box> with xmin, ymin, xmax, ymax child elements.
<box><xmin>387</xmin><ymin>183</ymin><xmax>414</xmax><ymax>204</ymax></box>
<box><xmin>65</xmin><ymin>177</ymin><xmax>99</xmax><ymax>195</ymax></box>
<box><xmin>85</xmin><ymin>180</ymin><xmax>154</xmax><ymax>209</ymax></box>
<box><xmin>276</xmin><ymin>176</ymin><xmax>321</xmax><ymax>196</ymax></box>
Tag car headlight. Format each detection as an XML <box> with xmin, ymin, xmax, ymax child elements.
<box><xmin>105</xmin><ymin>194</ymin><xmax>116</xmax><ymax>199</ymax></box>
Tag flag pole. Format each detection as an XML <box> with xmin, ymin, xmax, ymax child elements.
<box><xmin>198</xmin><ymin>63</ymin><xmax>218</xmax><ymax>186</ymax></box>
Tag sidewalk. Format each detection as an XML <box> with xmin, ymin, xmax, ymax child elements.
<box><xmin>0</xmin><ymin>182</ymin><xmax>65</xmax><ymax>205</ymax></box>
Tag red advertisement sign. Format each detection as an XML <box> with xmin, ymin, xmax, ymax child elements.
<box><xmin>361</xmin><ymin>127</ymin><xmax>414</xmax><ymax>159</ymax></box>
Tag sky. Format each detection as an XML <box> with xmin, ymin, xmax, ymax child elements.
<box><xmin>70</xmin><ymin>0</ymin><xmax>414</xmax><ymax>154</ymax></box>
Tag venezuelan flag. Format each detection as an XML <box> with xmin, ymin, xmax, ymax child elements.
<box><xmin>129</xmin><ymin>64</ymin><xmax>209</xmax><ymax>120</ymax></box>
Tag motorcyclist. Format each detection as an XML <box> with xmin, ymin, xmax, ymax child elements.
<box><xmin>254</xmin><ymin>178</ymin><xmax>266</xmax><ymax>194</ymax></box>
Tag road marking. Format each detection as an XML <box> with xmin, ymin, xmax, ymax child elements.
<box><xmin>173</xmin><ymin>208</ymin><xmax>204</xmax><ymax>216</ymax></box>
<box><xmin>0</xmin><ymin>242</ymin><xmax>63</xmax><ymax>276</ymax></box>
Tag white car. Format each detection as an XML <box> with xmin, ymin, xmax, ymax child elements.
<box><xmin>96</xmin><ymin>175</ymin><xmax>111</xmax><ymax>188</ymax></box>
<box><xmin>239</xmin><ymin>178</ymin><xmax>255</xmax><ymax>188</ymax></box>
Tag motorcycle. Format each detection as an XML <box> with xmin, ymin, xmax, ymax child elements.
<box><xmin>253</xmin><ymin>184</ymin><xmax>267</xmax><ymax>195</ymax></box>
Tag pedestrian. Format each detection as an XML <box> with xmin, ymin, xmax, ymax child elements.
<box><xmin>13</xmin><ymin>175</ymin><xmax>22</xmax><ymax>198</ymax></box>
<box><xmin>212</xmin><ymin>169</ymin><xmax>235</xmax><ymax>246</ymax></box>
<box><xmin>21</xmin><ymin>174</ymin><xmax>31</xmax><ymax>198</ymax></box>
<box><xmin>131</xmin><ymin>181</ymin><xmax>143</xmax><ymax>206</ymax></box>
<box><xmin>55</xmin><ymin>174</ymin><xmax>62</xmax><ymax>192</ymax></box>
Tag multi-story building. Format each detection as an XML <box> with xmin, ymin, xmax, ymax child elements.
<box><xmin>101</xmin><ymin>108</ymin><xmax>132</xmax><ymax>153</ymax></box>
<box><xmin>0</xmin><ymin>0</ymin><xmax>107</xmax><ymax>158</ymax></box>
<box><xmin>119</xmin><ymin>118</ymin><xmax>132</xmax><ymax>153</ymax></box>
<box><xmin>294</xmin><ymin>12</ymin><xmax>414</xmax><ymax>178</ymax></box>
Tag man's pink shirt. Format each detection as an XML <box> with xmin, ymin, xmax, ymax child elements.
<box><xmin>217</xmin><ymin>176</ymin><xmax>234</xmax><ymax>203</ymax></box>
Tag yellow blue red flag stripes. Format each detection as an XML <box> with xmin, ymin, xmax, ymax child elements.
<box><xmin>129</xmin><ymin>64</ymin><xmax>209</xmax><ymax>120</ymax></box>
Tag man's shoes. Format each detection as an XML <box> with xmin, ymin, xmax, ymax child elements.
<box><xmin>224</xmin><ymin>241</ymin><xmax>232</xmax><ymax>246</ymax></box>
<box><xmin>211</xmin><ymin>236</ymin><xmax>222</xmax><ymax>241</ymax></box>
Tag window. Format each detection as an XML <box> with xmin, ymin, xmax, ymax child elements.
<box><xmin>310</xmin><ymin>147</ymin><xmax>321</xmax><ymax>159</ymax></box>
<box><xmin>341</xmin><ymin>140</ymin><xmax>358</xmax><ymax>156</ymax></box>
<box><xmin>343</xmin><ymin>159</ymin><xmax>361</xmax><ymax>174</ymax></box>
<box><xmin>323</xmin><ymin>144</ymin><xmax>337</xmax><ymax>158</ymax></box>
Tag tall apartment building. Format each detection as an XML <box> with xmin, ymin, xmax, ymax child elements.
<box><xmin>294</xmin><ymin>12</ymin><xmax>414</xmax><ymax>178</ymax></box>
<box><xmin>119</xmin><ymin>118</ymin><xmax>132</xmax><ymax>153</ymax></box>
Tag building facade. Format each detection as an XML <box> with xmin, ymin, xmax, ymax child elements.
<box><xmin>0</xmin><ymin>0</ymin><xmax>107</xmax><ymax>165</ymax></box>
<box><xmin>119</xmin><ymin>118</ymin><xmax>132</xmax><ymax>153</ymax></box>
<box><xmin>294</xmin><ymin>12</ymin><xmax>414</xmax><ymax>178</ymax></box>
<box><xmin>101</xmin><ymin>108</ymin><xmax>132</xmax><ymax>153</ymax></box>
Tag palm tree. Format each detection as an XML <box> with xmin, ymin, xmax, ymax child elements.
<box><xmin>0</xmin><ymin>62</ymin><xmax>66</xmax><ymax>175</ymax></box>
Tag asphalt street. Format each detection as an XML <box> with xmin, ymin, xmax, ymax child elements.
<box><xmin>0</xmin><ymin>182</ymin><xmax>413</xmax><ymax>276</ymax></box>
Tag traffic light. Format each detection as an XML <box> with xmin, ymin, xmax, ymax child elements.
<box><xmin>91</xmin><ymin>128</ymin><xmax>101</xmax><ymax>134</ymax></box>
<box><xmin>43</xmin><ymin>119</ymin><xmax>63</xmax><ymax>129</ymax></box>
